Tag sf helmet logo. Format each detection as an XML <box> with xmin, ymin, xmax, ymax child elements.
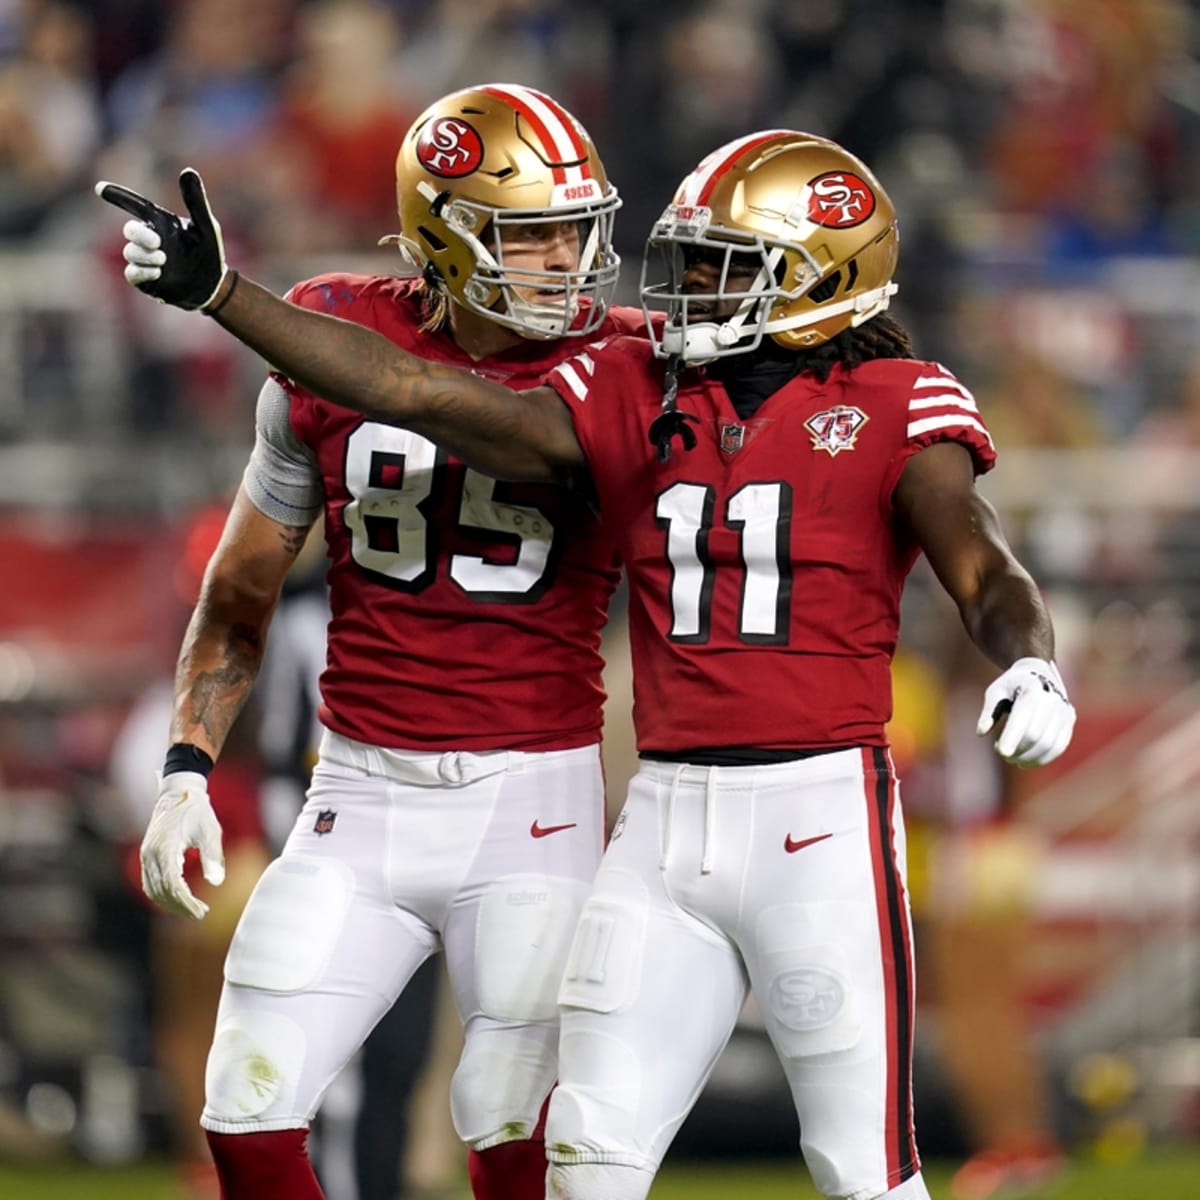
<box><xmin>806</xmin><ymin>171</ymin><xmax>876</xmax><ymax>228</ymax></box>
<box><xmin>416</xmin><ymin>117</ymin><xmax>484</xmax><ymax>178</ymax></box>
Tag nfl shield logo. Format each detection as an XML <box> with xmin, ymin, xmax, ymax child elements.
<box><xmin>720</xmin><ymin>423</ymin><xmax>745</xmax><ymax>455</ymax></box>
<box><xmin>313</xmin><ymin>809</ymin><xmax>337</xmax><ymax>836</ymax></box>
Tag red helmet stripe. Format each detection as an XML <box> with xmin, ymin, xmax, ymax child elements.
<box><xmin>479</xmin><ymin>84</ymin><xmax>589</xmax><ymax>185</ymax></box>
<box><xmin>687</xmin><ymin>129</ymin><xmax>796</xmax><ymax>206</ymax></box>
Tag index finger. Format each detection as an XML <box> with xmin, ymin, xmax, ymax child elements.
<box><xmin>95</xmin><ymin>180</ymin><xmax>159</xmax><ymax>223</ymax></box>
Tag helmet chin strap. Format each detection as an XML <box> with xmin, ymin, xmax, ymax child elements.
<box><xmin>662</xmin><ymin>253</ymin><xmax>780</xmax><ymax>363</ymax></box>
<box><xmin>663</xmin><ymin>292</ymin><xmax>764</xmax><ymax>364</ymax></box>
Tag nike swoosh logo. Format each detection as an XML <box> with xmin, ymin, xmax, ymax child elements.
<box><xmin>784</xmin><ymin>832</ymin><xmax>833</xmax><ymax>854</ymax></box>
<box><xmin>530</xmin><ymin>820</ymin><xmax>578</xmax><ymax>839</ymax></box>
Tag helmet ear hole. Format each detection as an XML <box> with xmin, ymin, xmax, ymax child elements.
<box><xmin>808</xmin><ymin>271</ymin><xmax>842</xmax><ymax>303</ymax></box>
<box><xmin>418</xmin><ymin>226</ymin><xmax>447</xmax><ymax>252</ymax></box>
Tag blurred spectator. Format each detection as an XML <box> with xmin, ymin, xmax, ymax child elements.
<box><xmin>976</xmin><ymin>349</ymin><xmax>1107</xmax><ymax>449</ymax></box>
<box><xmin>394</xmin><ymin>0</ymin><xmax>575</xmax><ymax>102</ymax></box>
<box><xmin>985</xmin><ymin>0</ymin><xmax>1186</xmax><ymax>220</ymax></box>
<box><xmin>659</xmin><ymin>2</ymin><xmax>781</xmax><ymax>166</ymax></box>
<box><xmin>102</xmin><ymin>0</ymin><xmax>292</xmax><ymax>240</ymax></box>
<box><xmin>0</xmin><ymin>0</ymin><xmax>102</xmax><ymax>237</ymax></box>
<box><xmin>1041</xmin><ymin>140</ymin><xmax>1177</xmax><ymax>273</ymax></box>
<box><xmin>105</xmin><ymin>0</ymin><xmax>289</xmax><ymax>150</ymax></box>
<box><xmin>91</xmin><ymin>0</ymin><xmax>295</xmax><ymax>437</ymax></box>
<box><xmin>87</xmin><ymin>0</ymin><xmax>173</xmax><ymax>95</ymax></box>
<box><xmin>256</xmin><ymin>0</ymin><xmax>417</xmax><ymax>255</ymax></box>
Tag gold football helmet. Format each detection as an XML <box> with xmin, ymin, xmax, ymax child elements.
<box><xmin>388</xmin><ymin>83</ymin><xmax>621</xmax><ymax>339</ymax></box>
<box><xmin>640</xmin><ymin>130</ymin><xmax>899</xmax><ymax>361</ymax></box>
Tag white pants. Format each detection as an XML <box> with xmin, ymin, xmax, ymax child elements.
<box><xmin>547</xmin><ymin>747</ymin><xmax>926</xmax><ymax>1200</ymax></box>
<box><xmin>202</xmin><ymin>730</ymin><xmax>605</xmax><ymax>1150</ymax></box>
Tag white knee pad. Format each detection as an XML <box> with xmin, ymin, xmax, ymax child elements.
<box><xmin>224</xmin><ymin>855</ymin><xmax>354</xmax><ymax>993</ymax></box>
<box><xmin>547</xmin><ymin>1162</ymin><xmax>655</xmax><ymax>1200</ymax></box>
<box><xmin>548</xmin><ymin>1026</ymin><xmax>643</xmax><ymax>1154</ymax></box>
<box><xmin>203</xmin><ymin>1010</ymin><xmax>308</xmax><ymax>1129</ymax></box>
<box><xmin>477</xmin><ymin>874</ymin><xmax>591</xmax><ymax>1021</ymax></box>
<box><xmin>754</xmin><ymin>902</ymin><xmax>863</xmax><ymax>1059</ymax></box>
<box><xmin>450</xmin><ymin>1027</ymin><xmax>555</xmax><ymax>1148</ymax></box>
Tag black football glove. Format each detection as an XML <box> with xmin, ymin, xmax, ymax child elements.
<box><xmin>94</xmin><ymin>168</ymin><xmax>230</xmax><ymax>311</ymax></box>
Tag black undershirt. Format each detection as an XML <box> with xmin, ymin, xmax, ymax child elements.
<box><xmin>641</xmin><ymin>746</ymin><xmax>856</xmax><ymax>767</ymax></box>
<box><xmin>707</xmin><ymin>338</ymin><xmax>810</xmax><ymax>419</ymax></box>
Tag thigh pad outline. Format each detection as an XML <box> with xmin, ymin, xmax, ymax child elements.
<box><xmin>557</xmin><ymin>876</ymin><xmax>648</xmax><ymax>1015</ymax></box>
<box><xmin>753</xmin><ymin>901</ymin><xmax>864</xmax><ymax>1059</ymax></box>
<box><xmin>476</xmin><ymin>874</ymin><xmax>592</xmax><ymax>1023</ymax></box>
<box><xmin>224</xmin><ymin>855</ymin><xmax>354</xmax><ymax>994</ymax></box>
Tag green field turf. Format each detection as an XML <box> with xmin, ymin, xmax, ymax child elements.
<box><xmin>1</xmin><ymin>1148</ymin><xmax>1198</xmax><ymax>1199</ymax></box>
<box><xmin>653</xmin><ymin>1150</ymin><xmax>1200</xmax><ymax>1198</ymax></box>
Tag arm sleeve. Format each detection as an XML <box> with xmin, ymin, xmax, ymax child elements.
<box><xmin>241</xmin><ymin>378</ymin><xmax>325</xmax><ymax>527</ymax></box>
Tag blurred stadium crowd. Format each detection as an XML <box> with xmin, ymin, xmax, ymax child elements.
<box><xmin>0</xmin><ymin>0</ymin><xmax>1198</xmax><ymax>1194</ymax></box>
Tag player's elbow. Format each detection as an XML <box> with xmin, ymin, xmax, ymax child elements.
<box><xmin>199</xmin><ymin>557</ymin><xmax>285</xmax><ymax>621</ymax></box>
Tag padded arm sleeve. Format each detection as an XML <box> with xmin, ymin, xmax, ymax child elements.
<box><xmin>242</xmin><ymin>378</ymin><xmax>324</xmax><ymax>527</ymax></box>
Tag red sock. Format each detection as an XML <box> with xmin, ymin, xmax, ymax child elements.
<box><xmin>467</xmin><ymin>1098</ymin><xmax>549</xmax><ymax>1200</ymax></box>
<box><xmin>206</xmin><ymin>1129</ymin><xmax>324</xmax><ymax>1200</ymax></box>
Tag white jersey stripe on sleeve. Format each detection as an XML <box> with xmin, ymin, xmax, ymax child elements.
<box><xmin>554</xmin><ymin>362</ymin><xmax>590</xmax><ymax>402</ymax></box>
<box><xmin>908</xmin><ymin>392</ymin><xmax>979</xmax><ymax>413</ymax></box>
<box><xmin>907</xmin><ymin>413</ymin><xmax>994</xmax><ymax>446</ymax></box>
<box><xmin>912</xmin><ymin>373</ymin><xmax>974</xmax><ymax>400</ymax></box>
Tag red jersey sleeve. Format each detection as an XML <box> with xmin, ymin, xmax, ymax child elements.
<box><xmin>875</xmin><ymin>359</ymin><xmax>997</xmax><ymax>509</ymax></box>
<box><xmin>903</xmin><ymin>361</ymin><xmax>995</xmax><ymax>469</ymax></box>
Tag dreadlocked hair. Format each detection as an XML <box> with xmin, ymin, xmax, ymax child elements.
<box><xmin>415</xmin><ymin>263</ymin><xmax>450</xmax><ymax>334</ymax></box>
<box><xmin>795</xmin><ymin>313</ymin><xmax>914</xmax><ymax>383</ymax></box>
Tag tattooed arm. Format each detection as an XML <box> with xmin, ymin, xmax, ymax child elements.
<box><xmin>213</xmin><ymin>277</ymin><xmax>588</xmax><ymax>486</ymax></box>
<box><xmin>171</xmin><ymin>486</ymin><xmax>313</xmax><ymax>760</ymax></box>
<box><xmin>97</xmin><ymin>174</ymin><xmax>586</xmax><ymax>484</ymax></box>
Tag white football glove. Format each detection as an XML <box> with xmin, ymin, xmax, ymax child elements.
<box><xmin>977</xmin><ymin>657</ymin><xmax>1076</xmax><ymax>767</ymax></box>
<box><xmin>139</xmin><ymin>771</ymin><xmax>226</xmax><ymax>919</ymax></box>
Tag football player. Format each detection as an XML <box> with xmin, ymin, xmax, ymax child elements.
<box><xmin>98</xmin><ymin>129</ymin><xmax>1076</xmax><ymax>1200</ymax></box>
<box><xmin>102</xmin><ymin>84</ymin><xmax>643</xmax><ymax>1200</ymax></box>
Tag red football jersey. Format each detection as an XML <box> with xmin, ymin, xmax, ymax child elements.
<box><xmin>548</xmin><ymin>341</ymin><xmax>996</xmax><ymax>753</ymax></box>
<box><xmin>280</xmin><ymin>274</ymin><xmax>645</xmax><ymax>751</ymax></box>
